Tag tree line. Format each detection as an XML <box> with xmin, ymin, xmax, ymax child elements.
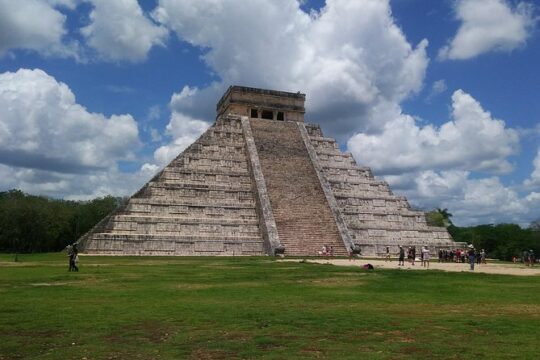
<box><xmin>426</xmin><ymin>208</ymin><xmax>540</xmax><ymax>261</ymax></box>
<box><xmin>0</xmin><ymin>191</ymin><xmax>538</xmax><ymax>261</ymax></box>
<box><xmin>0</xmin><ymin>190</ymin><xmax>123</xmax><ymax>254</ymax></box>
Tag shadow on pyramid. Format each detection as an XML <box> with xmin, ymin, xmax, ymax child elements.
<box><xmin>77</xmin><ymin>86</ymin><xmax>461</xmax><ymax>256</ymax></box>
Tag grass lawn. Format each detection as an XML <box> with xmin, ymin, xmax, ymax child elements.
<box><xmin>1</xmin><ymin>253</ymin><xmax>539</xmax><ymax>359</ymax></box>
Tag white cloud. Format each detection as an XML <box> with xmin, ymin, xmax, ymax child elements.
<box><xmin>524</xmin><ymin>149</ymin><xmax>540</xmax><ymax>188</ymax></box>
<box><xmin>0</xmin><ymin>68</ymin><xmax>140</xmax><ymax>173</ymax></box>
<box><xmin>439</xmin><ymin>0</ymin><xmax>537</xmax><ymax>60</ymax></box>
<box><xmin>0</xmin><ymin>0</ymin><xmax>79</xmax><ymax>58</ymax></box>
<box><xmin>385</xmin><ymin>169</ymin><xmax>535</xmax><ymax>226</ymax></box>
<box><xmin>153</xmin><ymin>0</ymin><xmax>429</xmax><ymax>137</ymax></box>
<box><xmin>153</xmin><ymin>110</ymin><xmax>209</xmax><ymax>166</ymax></box>
<box><xmin>430</xmin><ymin>79</ymin><xmax>448</xmax><ymax>97</ymax></box>
<box><xmin>347</xmin><ymin>89</ymin><xmax>519</xmax><ymax>175</ymax></box>
<box><xmin>0</xmin><ymin>162</ymin><xmax>152</xmax><ymax>200</ymax></box>
<box><xmin>82</xmin><ymin>0</ymin><xmax>168</xmax><ymax>62</ymax></box>
<box><xmin>0</xmin><ymin>68</ymin><xmax>149</xmax><ymax>199</ymax></box>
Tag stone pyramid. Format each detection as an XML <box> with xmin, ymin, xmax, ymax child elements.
<box><xmin>77</xmin><ymin>86</ymin><xmax>460</xmax><ymax>256</ymax></box>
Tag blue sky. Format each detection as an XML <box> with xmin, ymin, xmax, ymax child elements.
<box><xmin>0</xmin><ymin>0</ymin><xmax>539</xmax><ymax>226</ymax></box>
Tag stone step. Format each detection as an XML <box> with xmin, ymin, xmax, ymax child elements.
<box><xmin>143</xmin><ymin>187</ymin><xmax>255</xmax><ymax>200</ymax></box>
<box><xmin>147</xmin><ymin>181</ymin><xmax>252</xmax><ymax>192</ymax></box>
<box><xmin>333</xmin><ymin>191</ymin><xmax>405</xmax><ymax>201</ymax></box>
<box><xmin>85</xmin><ymin>236</ymin><xmax>264</xmax><ymax>256</ymax></box>
<box><xmin>89</xmin><ymin>233</ymin><xmax>264</xmax><ymax>242</ymax></box>
<box><xmin>128</xmin><ymin>197</ymin><xmax>256</xmax><ymax>208</ymax></box>
<box><xmin>112</xmin><ymin>215</ymin><xmax>260</xmax><ymax>226</ymax></box>
<box><xmin>104</xmin><ymin>223</ymin><xmax>260</xmax><ymax>236</ymax></box>
<box><xmin>160</xmin><ymin>167</ymin><xmax>250</xmax><ymax>177</ymax></box>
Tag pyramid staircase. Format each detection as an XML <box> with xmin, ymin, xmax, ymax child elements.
<box><xmin>249</xmin><ymin>119</ymin><xmax>347</xmax><ymax>256</ymax></box>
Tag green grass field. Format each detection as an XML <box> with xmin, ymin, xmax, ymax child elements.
<box><xmin>1</xmin><ymin>253</ymin><xmax>539</xmax><ymax>359</ymax></box>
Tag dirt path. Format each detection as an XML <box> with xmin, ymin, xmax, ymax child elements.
<box><xmin>281</xmin><ymin>258</ymin><xmax>540</xmax><ymax>276</ymax></box>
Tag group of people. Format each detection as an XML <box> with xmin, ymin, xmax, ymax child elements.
<box><xmin>521</xmin><ymin>250</ymin><xmax>536</xmax><ymax>267</ymax></box>
<box><xmin>66</xmin><ymin>244</ymin><xmax>79</xmax><ymax>272</ymax></box>
<box><xmin>318</xmin><ymin>245</ymin><xmax>334</xmax><ymax>257</ymax></box>
<box><xmin>395</xmin><ymin>245</ymin><xmax>485</xmax><ymax>270</ymax></box>
<box><xmin>436</xmin><ymin>248</ymin><xmax>487</xmax><ymax>264</ymax></box>
<box><xmin>397</xmin><ymin>245</ymin><xmax>431</xmax><ymax>268</ymax></box>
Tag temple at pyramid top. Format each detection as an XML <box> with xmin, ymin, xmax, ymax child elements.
<box><xmin>217</xmin><ymin>85</ymin><xmax>306</xmax><ymax>122</ymax></box>
<box><xmin>77</xmin><ymin>86</ymin><xmax>463</xmax><ymax>257</ymax></box>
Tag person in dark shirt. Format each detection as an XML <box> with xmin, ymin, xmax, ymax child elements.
<box><xmin>468</xmin><ymin>245</ymin><xmax>475</xmax><ymax>271</ymax></box>
<box><xmin>398</xmin><ymin>246</ymin><xmax>405</xmax><ymax>266</ymax></box>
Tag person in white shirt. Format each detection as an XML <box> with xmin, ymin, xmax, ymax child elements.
<box><xmin>422</xmin><ymin>246</ymin><xmax>430</xmax><ymax>269</ymax></box>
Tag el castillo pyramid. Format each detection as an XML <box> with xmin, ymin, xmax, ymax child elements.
<box><xmin>77</xmin><ymin>86</ymin><xmax>459</xmax><ymax>256</ymax></box>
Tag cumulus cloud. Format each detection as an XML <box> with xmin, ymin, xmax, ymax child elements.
<box><xmin>439</xmin><ymin>0</ymin><xmax>537</xmax><ymax>60</ymax></box>
<box><xmin>81</xmin><ymin>0</ymin><xmax>168</xmax><ymax>62</ymax></box>
<box><xmin>0</xmin><ymin>162</ymin><xmax>152</xmax><ymax>200</ymax></box>
<box><xmin>0</xmin><ymin>68</ymin><xmax>140</xmax><ymax>173</ymax></box>
<box><xmin>152</xmin><ymin>0</ymin><xmax>429</xmax><ymax>138</ymax></box>
<box><xmin>0</xmin><ymin>68</ymin><xmax>149</xmax><ymax>199</ymax></box>
<box><xmin>153</xmin><ymin>109</ymin><xmax>209</xmax><ymax>166</ymax></box>
<box><xmin>384</xmin><ymin>169</ymin><xmax>535</xmax><ymax>226</ymax></box>
<box><xmin>524</xmin><ymin>149</ymin><xmax>540</xmax><ymax>188</ymax></box>
<box><xmin>347</xmin><ymin>89</ymin><xmax>519</xmax><ymax>175</ymax></box>
<box><xmin>0</xmin><ymin>0</ymin><xmax>79</xmax><ymax>58</ymax></box>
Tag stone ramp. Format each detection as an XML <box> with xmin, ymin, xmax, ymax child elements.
<box><xmin>249</xmin><ymin>119</ymin><xmax>347</xmax><ymax>256</ymax></box>
<box><xmin>78</xmin><ymin>116</ymin><xmax>266</xmax><ymax>256</ymax></box>
<box><xmin>305</xmin><ymin>123</ymin><xmax>458</xmax><ymax>256</ymax></box>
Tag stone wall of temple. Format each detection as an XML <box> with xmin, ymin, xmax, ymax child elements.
<box><xmin>78</xmin><ymin>115</ymin><xmax>266</xmax><ymax>256</ymax></box>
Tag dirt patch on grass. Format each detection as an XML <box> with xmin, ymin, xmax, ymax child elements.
<box><xmin>397</xmin><ymin>345</ymin><xmax>430</xmax><ymax>355</ymax></box>
<box><xmin>106</xmin><ymin>321</ymin><xmax>175</xmax><ymax>344</ymax></box>
<box><xmin>292</xmin><ymin>276</ymin><xmax>365</xmax><ymax>287</ymax></box>
<box><xmin>190</xmin><ymin>348</ymin><xmax>237</xmax><ymax>360</ymax></box>
<box><xmin>174</xmin><ymin>283</ymin><xmax>215</xmax><ymax>290</ymax></box>
<box><xmin>384</xmin><ymin>330</ymin><xmax>416</xmax><ymax>344</ymax></box>
<box><xmin>29</xmin><ymin>282</ymin><xmax>71</xmax><ymax>287</ymax></box>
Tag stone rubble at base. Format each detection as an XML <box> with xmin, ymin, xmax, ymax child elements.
<box><xmin>77</xmin><ymin>86</ymin><xmax>463</xmax><ymax>257</ymax></box>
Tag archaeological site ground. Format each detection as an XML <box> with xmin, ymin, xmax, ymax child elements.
<box><xmin>1</xmin><ymin>253</ymin><xmax>540</xmax><ymax>359</ymax></box>
<box><xmin>3</xmin><ymin>87</ymin><xmax>538</xmax><ymax>359</ymax></box>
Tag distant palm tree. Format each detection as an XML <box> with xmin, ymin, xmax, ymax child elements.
<box><xmin>436</xmin><ymin>208</ymin><xmax>453</xmax><ymax>227</ymax></box>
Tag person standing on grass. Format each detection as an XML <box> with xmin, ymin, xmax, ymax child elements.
<box><xmin>422</xmin><ymin>246</ymin><xmax>430</xmax><ymax>268</ymax></box>
<box><xmin>523</xmin><ymin>250</ymin><xmax>529</xmax><ymax>266</ymax></box>
<box><xmin>66</xmin><ymin>245</ymin><xmax>74</xmax><ymax>271</ymax></box>
<box><xmin>73</xmin><ymin>253</ymin><xmax>79</xmax><ymax>272</ymax></box>
<box><xmin>411</xmin><ymin>247</ymin><xmax>416</xmax><ymax>266</ymax></box>
<box><xmin>398</xmin><ymin>246</ymin><xmax>405</xmax><ymax>266</ymax></box>
<box><xmin>529</xmin><ymin>250</ymin><xmax>535</xmax><ymax>267</ymax></box>
<box><xmin>385</xmin><ymin>246</ymin><xmax>390</xmax><ymax>262</ymax></box>
<box><xmin>468</xmin><ymin>245</ymin><xmax>475</xmax><ymax>271</ymax></box>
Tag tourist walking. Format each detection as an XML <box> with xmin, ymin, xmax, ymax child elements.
<box><xmin>468</xmin><ymin>245</ymin><xmax>475</xmax><ymax>271</ymax></box>
<box><xmin>398</xmin><ymin>246</ymin><xmax>405</xmax><ymax>266</ymax></box>
<box><xmin>522</xmin><ymin>250</ymin><xmax>529</xmax><ymax>265</ymax></box>
<box><xmin>385</xmin><ymin>246</ymin><xmax>390</xmax><ymax>262</ymax></box>
<box><xmin>66</xmin><ymin>244</ymin><xmax>74</xmax><ymax>271</ymax></box>
<box><xmin>411</xmin><ymin>247</ymin><xmax>416</xmax><ymax>266</ymax></box>
<box><xmin>422</xmin><ymin>246</ymin><xmax>430</xmax><ymax>268</ymax></box>
<box><xmin>529</xmin><ymin>250</ymin><xmax>535</xmax><ymax>267</ymax></box>
<box><xmin>480</xmin><ymin>249</ymin><xmax>486</xmax><ymax>264</ymax></box>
